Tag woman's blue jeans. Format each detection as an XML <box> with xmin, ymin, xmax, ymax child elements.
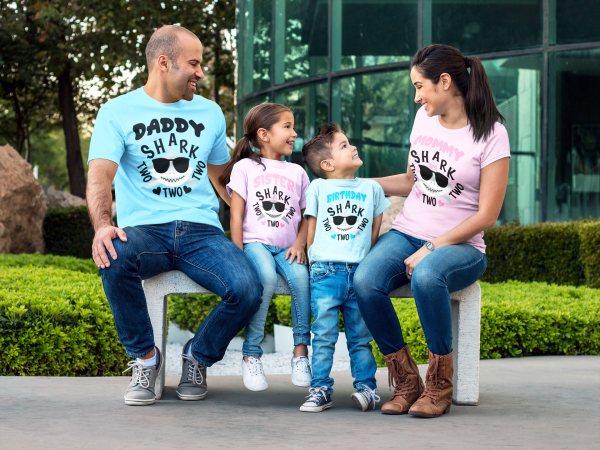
<box><xmin>354</xmin><ymin>229</ymin><xmax>487</xmax><ymax>356</ymax></box>
<box><xmin>243</xmin><ymin>242</ymin><xmax>311</xmax><ymax>358</ymax></box>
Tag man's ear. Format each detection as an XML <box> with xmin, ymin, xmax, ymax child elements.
<box><xmin>256</xmin><ymin>128</ymin><xmax>270</xmax><ymax>144</ymax></box>
<box><xmin>320</xmin><ymin>159</ymin><xmax>334</xmax><ymax>173</ymax></box>
<box><xmin>157</xmin><ymin>55</ymin><xmax>170</xmax><ymax>72</ymax></box>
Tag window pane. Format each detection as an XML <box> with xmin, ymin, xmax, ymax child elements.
<box><xmin>548</xmin><ymin>49</ymin><xmax>600</xmax><ymax>222</ymax></box>
<box><xmin>275</xmin><ymin>83</ymin><xmax>328</xmax><ymax>172</ymax></box>
<box><xmin>240</xmin><ymin>0</ymin><xmax>272</xmax><ymax>96</ymax></box>
<box><xmin>332</xmin><ymin>70</ymin><xmax>416</xmax><ymax>178</ymax></box>
<box><xmin>430</xmin><ymin>0</ymin><xmax>543</xmax><ymax>54</ymax></box>
<box><xmin>279</xmin><ymin>0</ymin><xmax>328</xmax><ymax>84</ymax></box>
<box><xmin>555</xmin><ymin>0</ymin><xmax>600</xmax><ymax>45</ymax></box>
<box><xmin>483</xmin><ymin>55</ymin><xmax>543</xmax><ymax>225</ymax></box>
<box><xmin>336</xmin><ymin>0</ymin><xmax>418</xmax><ymax>71</ymax></box>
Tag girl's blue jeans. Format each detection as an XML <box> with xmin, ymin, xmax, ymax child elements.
<box><xmin>243</xmin><ymin>242</ymin><xmax>311</xmax><ymax>358</ymax></box>
<box><xmin>354</xmin><ymin>229</ymin><xmax>487</xmax><ymax>357</ymax></box>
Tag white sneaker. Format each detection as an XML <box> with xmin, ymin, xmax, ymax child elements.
<box><xmin>242</xmin><ymin>357</ymin><xmax>268</xmax><ymax>392</ymax></box>
<box><xmin>291</xmin><ymin>356</ymin><xmax>312</xmax><ymax>387</ymax></box>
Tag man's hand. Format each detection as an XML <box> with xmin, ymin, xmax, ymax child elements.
<box><xmin>285</xmin><ymin>243</ymin><xmax>307</xmax><ymax>265</ymax></box>
<box><xmin>404</xmin><ymin>246</ymin><xmax>431</xmax><ymax>280</ymax></box>
<box><xmin>92</xmin><ymin>225</ymin><xmax>128</xmax><ymax>269</ymax></box>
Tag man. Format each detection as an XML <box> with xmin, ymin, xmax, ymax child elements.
<box><xmin>87</xmin><ymin>25</ymin><xmax>262</xmax><ymax>406</ymax></box>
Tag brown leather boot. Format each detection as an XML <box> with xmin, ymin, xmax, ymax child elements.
<box><xmin>380</xmin><ymin>344</ymin><xmax>424</xmax><ymax>415</ymax></box>
<box><xmin>408</xmin><ymin>351</ymin><xmax>453</xmax><ymax>418</ymax></box>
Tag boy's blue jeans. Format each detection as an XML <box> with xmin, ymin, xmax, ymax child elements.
<box><xmin>99</xmin><ymin>221</ymin><xmax>262</xmax><ymax>367</ymax></box>
<box><xmin>310</xmin><ymin>262</ymin><xmax>377</xmax><ymax>395</ymax></box>
<box><xmin>243</xmin><ymin>242</ymin><xmax>311</xmax><ymax>358</ymax></box>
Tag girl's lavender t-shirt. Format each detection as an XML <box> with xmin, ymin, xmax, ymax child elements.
<box><xmin>227</xmin><ymin>157</ymin><xmax>310</xmax><ymax>248</ymax></box>
<box><xmin>393</xmin><ymin>106</ymin><xmax>511</xmax><ymax>253</ymax></box>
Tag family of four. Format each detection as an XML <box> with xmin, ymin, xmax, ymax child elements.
<box><xmin>87</xmin><ymin>25</ymin><xmax>510</xmax><ymax>417</ymax></box>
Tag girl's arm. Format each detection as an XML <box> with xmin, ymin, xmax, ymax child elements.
<box><xmin>370</xmin><ymin>152</ymin><xmax>415</xmax><ymax>196</ymax></box>
<box><xmin>371</xmin><ymin>213</ymin><xmax>383</xmax><ymax>248</ymax></box>
<box><xmin>285</xmin><ymin>209</ymin><xmax>308</xmax><ymax>265</ymax></box>
<box><xmin>306</xmin><ymin>216</ymin><xmax>317</xmax><ymax>252</ymax></box>
<box><xmin>230</xmin><ymin>191</ymin><xmax>246</xmax><ymax>251</ymax></box>
<box><xmin>404</xmin><ymin>158</ymin><xmax>510</xmax><ymax>278</ymax></box>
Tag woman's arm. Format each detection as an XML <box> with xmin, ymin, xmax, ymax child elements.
<box><xmin>370</xmin><ymin>152</ymin><xmax>415</xmax><ymax>196</ymax></box>
<box><xmin>230</xmin><ymin>191</ymin><xmax>246</xmax><ymax>251</ymax></box>
<box><xmin>285</xmin><ymin>209</ymin><xmax>309</xmax><ymax>265</ymax></box>
<box><xmin>404</xmin><ymin>157</ymin><xmax>509</xmax><ymax>278</ymax></box>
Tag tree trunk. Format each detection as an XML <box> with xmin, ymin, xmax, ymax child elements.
<box><xmin>11</xmin><ymin>88</ymin><xmax>25</xmax><ymax>155</ymax></box>
<box><xmin>58</xmin><ymin>63</ymin><xmax>86</xmax><ymax>198</ymax></box>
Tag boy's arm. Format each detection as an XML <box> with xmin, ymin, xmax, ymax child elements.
<box><xmin>230</xmin><ymin>191</ymin><xmax>246</xmax><ymax>251</ymax></box>
<box><xmin>307</xmin><ymin>216</ymin><xmax>317</xmax><ymax>252</ymax></box>
<box><xmin>371</xmin><ymin>213</ymin><xmax>383</xmax><ymax>248</ymax></box>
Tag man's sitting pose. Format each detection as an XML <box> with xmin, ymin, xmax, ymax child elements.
<box><xmin>87</xmin><ymin>25</ymin><xmax>262</xmax><ymax>406</ymax></box>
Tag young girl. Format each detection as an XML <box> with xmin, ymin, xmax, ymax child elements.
<box><xmin>219</xmin><ymin>103</ymin><xmax>312</xmax><ymax>392</ymax></box>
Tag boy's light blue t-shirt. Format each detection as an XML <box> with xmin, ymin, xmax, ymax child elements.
<box><xmin>88</xmin><ymin>87</ymin><xmax>230</xmax><ymax>229</ymax></box>
<box><xmin>304</xmin><ymin>178</ymin><xmax>391</xmax><ymax>264</ymax></box>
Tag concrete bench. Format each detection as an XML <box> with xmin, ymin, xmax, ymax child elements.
<box><xmin>142</xmin><ymin>271</ymin><xmax>481</xmax><ymax>405</ymax></box>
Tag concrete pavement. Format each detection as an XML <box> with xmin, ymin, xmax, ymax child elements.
<box><xmin>1</xmin><ymin>356</ymin><xmax>599</xmax><ymax>449</ymax></box>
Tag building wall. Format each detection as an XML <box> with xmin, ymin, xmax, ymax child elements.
<box><xmin>236</xmin><ymin>0</ymin><xmax>600</xmax><ymax>224</ymax></box>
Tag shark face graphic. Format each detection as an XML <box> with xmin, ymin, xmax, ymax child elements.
<box><xmin>147</xmin><ymin>146</ymin><xmax>197</xmax><ymax>189</ymax></box>
<box><xmin>415</xmin><ymin>164</ymin><xmax>452</xmax><ymax>198</ymax></box>
<box><xmin>260</xmin><ymin>199</ymin><xmax>287</xmax><ymax>220</ymax></box>
<box><xmin>330</xmin><ymin>213</ymin><xmax>360</xmax><ymax>234</ymax></box>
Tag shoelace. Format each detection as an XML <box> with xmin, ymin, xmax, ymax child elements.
<box><xmin>306</xmin><ymin>386</ymin><xmax>329</xmax><ymax>403</ymax></box>
<box><xmin>182</xmin><ymin>353</ymin><xmax>204</xmax><ymax>385</ymax></box>
<box><xmin>247</xmin><ymin>357</ymin><xmax>265</xmax><ymax>376</ymax></box>
<box><xmin>123</xmin><ymin>361</ymin><xmax>151</xmax><ymax>388</ymax></box>
<box><xmin>293</xmin><ymin>357</ymin><xmax>310</xmax><ymax>374</ymax></box>
<box><xmin>421</xmin><ymin>356</ymin><xmax>441</xmax><ymax>401</ymax></box>
<box><xmin>356</xmin><ymin>384</ymin><xmax>381</xmax><ymax>409</ymax></box>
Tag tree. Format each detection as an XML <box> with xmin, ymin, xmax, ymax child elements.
<box><xmin>0</xmin><ymin>0</ymin><xmax>236</xmax><ymax>197</ymax></box>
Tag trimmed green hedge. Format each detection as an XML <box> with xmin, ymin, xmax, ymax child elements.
<box><xmin>483</xmin><ymin>219</ymin><xmax>599</xmax><ymax>287</ymax></box>
<box><xmin>0</xmin><ymin>252</ymin><xmax>98</xmax><ymax>275</ymax></box>
<box><xmin>0</xmin><ymin>266</ymin><xmax>128</xmax><ymax>376</ymax></box>
<box><xmin>43</xmin><ymin>206</ymin><xmax>95</xmax><ymax>260</ymax></box>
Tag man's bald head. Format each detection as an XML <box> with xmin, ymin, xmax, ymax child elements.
<box><xmin>145</xmin><ymin>25</ymin><xmax>200</xmax><ymax>69</ymax></box>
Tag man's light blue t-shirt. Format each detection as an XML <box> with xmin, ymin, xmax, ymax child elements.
<box><xmin>304</xmin><ymin>178</ymin><xmax>391</xmax><ymax>264</ymax></box>
<box><xmin>88</xmin><ymin>87</ymin><xmax>230</xmax><ymax>229</ymax></box>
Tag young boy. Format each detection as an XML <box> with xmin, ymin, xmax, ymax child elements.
<box><xmin>300</xmin><ymin>123</ymin><xmax>390</xmax><ymax>412</ymax></box>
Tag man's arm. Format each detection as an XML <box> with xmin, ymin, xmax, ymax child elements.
<box><xmin>87</xmin><ymin>159</ymin><xmax>127</xmax><ymax>269</ymax></box>
<box><xmin>208</xmin><ymin>163</ymin><xmax>232</xmax><ymax>206</ymax></box>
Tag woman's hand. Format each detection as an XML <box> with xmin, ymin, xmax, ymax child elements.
<box><xmin>285</xmin><ymin>243</ymin><xmax>307</xmax><ymax>265</ymax></box>
<box><xmin>404</xmin><ymin>246</ymin><xmax>432</xmax><ymax>280</ymax></box>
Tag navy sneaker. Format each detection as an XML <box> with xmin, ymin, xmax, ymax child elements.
<box><xmin>351</xmin><ymin>385</ymin><xmax>381</xmax><ymax>411</ymax></box>
<box><xmin>300</xmin><ymin>386</ymin><xmax>332</xmax><ymax>412</ymax></box>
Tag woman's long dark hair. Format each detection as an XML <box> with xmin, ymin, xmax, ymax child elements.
<box><xmin>219</xmin><ymin>103</ymin><xmax>292</xmax><ymax>187</ymax></box>
<box><xmin>411</xmin><ymin>44</ymin><xmax>504</xmax><ymax>143</ymax></box>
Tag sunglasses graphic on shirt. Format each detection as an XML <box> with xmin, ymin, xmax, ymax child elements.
<box><xmin>262</xmin><ymin>201</ymin><xmax>286</xmax><ymax>213</ymax></box>
<box><xmin>153</xmin><ymin>157</ymin><xmax>190</xmax><ymax>174</ymax></box>
<box><xmin>419</xmin><ymin>165</ymin><xmax>449</xmax><ymax>188</ymax></box>
<box><xmin>332</xmin><ymin>215</ymin><xmax>358</xmax><ymax>226</ymax></box>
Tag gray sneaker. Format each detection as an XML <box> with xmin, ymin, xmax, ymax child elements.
<box><xmin>123</xmin><ymin>347</ymin><xmax>162</xmax><ymax>406</ymax></box>
<box><xmin>176</xmin><ymin>339</ymin><xmax>208</xmax><ymax>401</ymax></box>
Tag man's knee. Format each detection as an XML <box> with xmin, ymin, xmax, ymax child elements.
<box><xmin>228</xmin><ymin>269</ymin><xmax>262</xmax><ymax>314</ymax></box>
<box><xmin>99</xmin><ymin>237</ymin><xmax>137</xmax><ymax>278</ymax></box>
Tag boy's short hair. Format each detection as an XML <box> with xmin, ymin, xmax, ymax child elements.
<box><xmin>302</xmin><ymin>123</ymin><xmax>343</xmax><ymax>179</ymax></box>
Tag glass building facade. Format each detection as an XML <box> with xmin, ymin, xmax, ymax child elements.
<box><xmin>236</xmin><ymin>0</ymin><xmax>600</xmax><ymax>224</ymax></box>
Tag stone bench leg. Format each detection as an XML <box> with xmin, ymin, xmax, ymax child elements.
<box><xmin>144</xmin><ymin>280</ymin><xmax>168</xmax><ymax>400</ymax></box>
<box><xmin>451</xmin><ymin>283</ymin><xmax>481</xmax><ymax>405</ymax></box>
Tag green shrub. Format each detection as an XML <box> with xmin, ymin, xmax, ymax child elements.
<box><xmin>43</xmin><ymin>206</ymin><xmax>95</xmax><ymax>260</ymax></box>
<box><xmin>0</xmin><ymin>253</ymin><xmax>97</xmax><ymax>275</ymax></box>
<box><xmin>0</xmin><ymin>266</ymin><xmax>128</xmax><ymax>376</ymax></box>
<box><xmin>579</xmin><ymin>223</ymin><xmax>600</xmax><ymax>288</ymax></box>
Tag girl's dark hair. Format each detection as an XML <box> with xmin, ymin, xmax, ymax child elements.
<box><xmin>411</xmin><ymin>44</ymin><xmax>505</xmax><ymax>143</ymax></box>
<box><xmin>218</xmin><ymin>103</ymin><xmax>292</xmax><ymax>187</ymax></box>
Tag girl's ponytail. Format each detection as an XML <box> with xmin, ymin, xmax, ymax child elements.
<box><xmin>411</xmin><ymin>45</ymin><xmax>504</xmax><ymax>143</ymax></box>
<box><xmin>218</xmin><ymin>103</ymin><xmax>292</xmax><ymax>187</ymax></box>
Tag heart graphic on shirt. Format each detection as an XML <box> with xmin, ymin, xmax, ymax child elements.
<box><xmin>261</xmin><ymin>221</ymin><xmax>266</xmax><ymax>226</ymax></box>
<box><xmin>183</xmin><ymin>186</ymin><xmax>192</xmax><ymax>194</ymax></box>
<box><xmin>350</xmin><ymin>234</ymin><xmax>356</xmax><ymax>239</ymax></box>
<box><xmin>331</xmin><ymin>234</ymin><xmax>336</xmax><ymax>239</ymax></box>
<box><xmin>280</xmin><ymin>223</ymin><xmax>285</xmax><ymax>228</ymax></box>
<box><xmin>438</xmin><ymin>200</ymin><xmax>445</xmax><ymax>207</ymax></box>
<box><xmin>415</xmin><ymin>191</ymin><xmax>421</xmax><ymax>199</ymax></box>
<box><xmin>152</xmin><ymin>187</ymin><xmax>161</xmax><ymax>195</ymax></box>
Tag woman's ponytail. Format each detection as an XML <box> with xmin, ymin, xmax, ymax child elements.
<box><xmin>218</xmin><ymin>103</ymin><xmax>292</xmax><ymax>187</ymax></box>
<box><xmin>411</xmin><ymin>44</ymin><xmax>504</xmax><ymax>143</ymax></box>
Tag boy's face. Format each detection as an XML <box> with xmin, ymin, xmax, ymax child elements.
<box><xmin>323</xmin><ymin>132</ymin><xmax>362</xmax><ymax>177</ymax></box>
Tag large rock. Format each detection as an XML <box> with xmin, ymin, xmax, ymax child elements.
<box><xmin>46</xmin><ymin>187</ymin><xmax>86</xmax><ymax>209</ymax></box>
<box><xmin>380</xmin><ymin>196</ymin><xmax>406</xmax><ymax>235</ymax></box>
<box><xmin>0</xmin><ymin>145</ymin><xmax>47</xmax><ymax>254</ymax></box>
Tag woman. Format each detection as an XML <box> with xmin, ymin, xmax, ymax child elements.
<box><xmin>354</xmin><ymin>44</ymin><xmax>510</xmax><ymax>418</ymax></box>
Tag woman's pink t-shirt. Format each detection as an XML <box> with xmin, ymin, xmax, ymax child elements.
<box><xmin>393</xmin><ymin>107</ymin><xmax>511</xmax><ymax>253</ymax></box>
<box><xmin>227</xmin><ymin>157</ymin><xmax>310</xmax><ymax>248</ymax></box>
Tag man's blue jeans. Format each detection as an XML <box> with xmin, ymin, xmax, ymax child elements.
<box><xmin>99</xmin><ymin>221</ymin><xmax>262</xmax><ymax>367</ymax></box>
<box><xmin>310</xmin><ymin>262</ymin><xmax>377</xmax><ymax>394</ymax></box>
<box><xmin>243</xmin><ymin>242</ymin><xmax>311</xmax><ymax>358</ymax></box>
<box><xmin>354</xmin><ymin>229</ymin><xmax>487</xmax><ymax>357</ymax></box>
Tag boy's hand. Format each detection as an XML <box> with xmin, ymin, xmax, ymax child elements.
<box><xmin>285</xmin><ymin>244</ymin><xmax>307</xmax><ymax>265</ymax></box>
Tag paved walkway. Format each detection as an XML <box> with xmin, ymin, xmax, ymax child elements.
<box><xmin>1</xmin><ymin>356</ymin><xmax>599</xmax><ymax>449</ymax></box>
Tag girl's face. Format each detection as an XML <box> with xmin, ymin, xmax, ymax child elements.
<box><xmin>261</xmin><ymin>111</ymin><xmax>297</xmax><ymax>157</ymax></box>
<box><xmin>411</xmin><ymin>66</ymin><xmax>452</xmax><ymax>117</ymax></box>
